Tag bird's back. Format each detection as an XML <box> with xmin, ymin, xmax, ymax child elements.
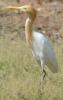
<box><xmin>32</xmin><ymin>31</ymin><xmax>59</xmax><ymax>73</ymax></box>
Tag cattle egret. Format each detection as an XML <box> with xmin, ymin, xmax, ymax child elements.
<box><xmin>1</xmin><ymin>4</ymin><xmax>59</xmax><ymax>81</ymax></box>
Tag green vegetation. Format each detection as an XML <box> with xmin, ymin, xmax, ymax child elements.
<box><xmin>0</xmin><ymin>38</ymin><xmax>63</xmax><ymax>100</ymax></box>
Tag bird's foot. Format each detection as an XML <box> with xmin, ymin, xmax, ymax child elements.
<box><xmin>38</xmin><ymin>87</ymin><xmax>43</xmax><ymax>96</ymax></box>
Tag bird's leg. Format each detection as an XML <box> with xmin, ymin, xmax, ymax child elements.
<box><xmin>39</xmin><ymin>61</ymin><xmax>46</xmax><ymax>95</ymax></box>
<box><xmin>43</xmin><ymin>69</ymin><xmax>46</xmax><ymax>80</ymax></box>
<box><xmin>39</xmin><ymin>61</ymin><xmax>44</xmax><ymax>95</ymax></box>
<box><xmin>40</xmin><ymin>61</ymin><xmax>45</xmax><ymax>81</ymax></box>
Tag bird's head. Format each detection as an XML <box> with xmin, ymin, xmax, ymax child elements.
<box><xmin>18</xmin><ymin>4</ymin><xmax>38</xmax><ymax>20</ymax></box>
<box><xmin>0</xmin><ymin>4</ymin><xmax>53</xmax><ymax>19</ymax></box>
<box><xmin>0</xmin><ymin>4</ymin><xmax>41</xmax><ymax>20</ymax></box>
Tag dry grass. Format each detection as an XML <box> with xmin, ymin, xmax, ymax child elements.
<box><xmin>0</xmin><ymin>37</ymin><xmax>63</xmax><ymax>100</ymax></box>
<box><xmin>0</xmin><ymin>0</ymin><xmax>63</xmax><ymax>99</ymax></box>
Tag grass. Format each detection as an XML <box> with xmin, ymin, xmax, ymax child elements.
<box><xmin>0</xmin><ymin>37</ymin><xmax>63</xmax><ymax>100</ymax></box>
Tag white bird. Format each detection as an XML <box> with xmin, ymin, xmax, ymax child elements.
<box><xmin>2</xmin><ymin>4</ymin><xmax>59</xmax><ymax>80</ymax></box>
<box><xmin>19</xmin><ymin>4</ymin><xmax>59</xmax><ymax>79</ymax></box>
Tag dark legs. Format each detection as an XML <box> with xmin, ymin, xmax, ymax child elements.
<box><xmin>43</xmin><ymin>69</ymin><xmax>46</xmax><ymax>80</ymax></box>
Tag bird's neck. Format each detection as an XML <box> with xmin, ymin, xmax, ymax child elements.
<box><xmin>25</xmin><ymin>17</ymin><xmax>34</xmax><ymax>47</ymax></box>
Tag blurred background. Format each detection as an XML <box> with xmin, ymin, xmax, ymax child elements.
<box><xmin>0</xmin><ymin>0</ymin><xmax>63</xmax><ymax>100</ymax></box>
<box><xmin>0</xmin><ymin>0</ymin><xmax>63</xmax><ymax>41</ymax></box>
